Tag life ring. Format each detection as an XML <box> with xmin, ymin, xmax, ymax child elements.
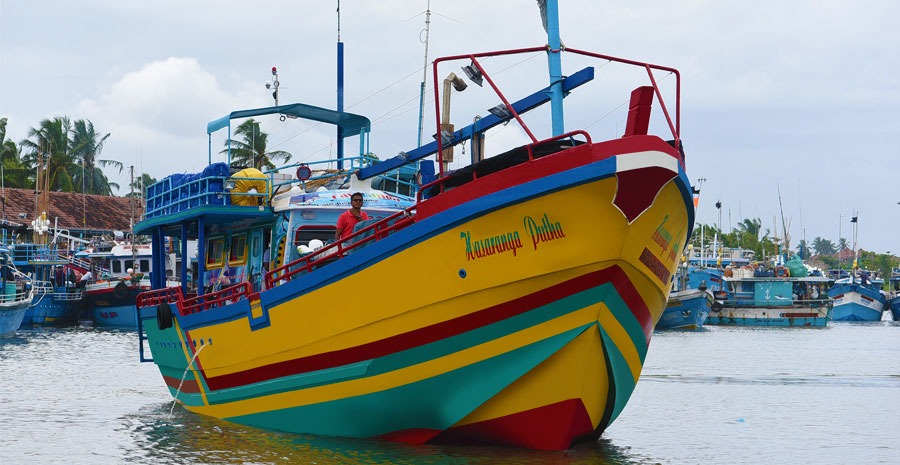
<box><xmin>229</xmin><ymin>168</ymin><xmax>268</xmax><ymax>206</ymax></box>
<box><xmin>157</xmin><ymin>302</ymin><xmax>173</xmax><ymax>330</ymax></box>
<box><xmin>113</xmin><ymin>281</ymin><xmax>129</xmax><ymax>299</ymax></box>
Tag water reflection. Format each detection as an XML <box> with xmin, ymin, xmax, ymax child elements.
<box><xmin>123</xmin><ymin>403</ymin><xmax>654</xmax><ymax>465</ymax></box>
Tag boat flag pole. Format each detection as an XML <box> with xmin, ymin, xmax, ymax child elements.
<box><xmin>539</xmin><ymin>0</ymin><xmax>565</xmax><ymax>136</ymax></box>
<box><xmin>416</xmin><ymin>1</ymin><xmax>432</xmax><ymax>148</ymax></box>
<box><xmin>336</xmin><ymin>0</ymin><xmax>345</xmax><ymax>170</ymax></box>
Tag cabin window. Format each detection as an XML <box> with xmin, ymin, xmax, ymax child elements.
<box><xmin>139</xmin><ymin>259</ymin><xmax>150</xmax><ymax>272</ymax></box>
<box><xmin>112</xmin><ymin>261</ymin><xmax>122</xmax><ymax>274</ymax></box>
<box><xmin>124</xmin><ymin>260</ymin><xmax>134</xmax><ymax>271</ymax></box>
<box><xmin>293</xmin><ymin>226</ymin><xmax>336</xmax><ymax>249</ymax></box>
<box><xmin>206</xmin><ymin>237</ymin><xmax>225</xmax><ymax>269</ymax></box>
<box><xmin>228</xmin><ymin>233</ymin><xmax>248</xmax><ymax>265</ymax></box>
<box><xmin>251</xmin><ymin>233</ymin><xmax>262</xmax><ymax>256</ymax></box>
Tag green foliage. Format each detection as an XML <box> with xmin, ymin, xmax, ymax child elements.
<box><xmin>220</xmin><ymin>119</ymin><xmax>292</xmax><ymax>171</ymax></box>
<box><xmin>11</xmin><ymin>116</ymin><xmax>119</xmax><ymax>195</ymax></box>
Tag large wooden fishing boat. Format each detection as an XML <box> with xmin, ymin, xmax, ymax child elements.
<box><xmin>134</xmin><ymin>2</ymin><xmax>694</xmax><ymax>449</ymax></box>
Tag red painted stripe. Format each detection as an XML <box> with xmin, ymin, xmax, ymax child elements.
<box><xmin>162</xmin><ymin>375</ymin><xmax>201</xmax><ymax>393</ymax></box>
<box><xmin>429</xmin><ymin>398</ymin><xmax>595</xmax><ymax>450</ymax></box>
<box><xmin>198</xmin><ymin>265</ymin><xmax>651</xmax><ymax>391</ymax></box>
<box><xmin>418</xmin><ymin>136</ymin><xmax>679</xmax><ymax>219</ymax></box>
<box><xmin>376</xmin><ymin>427</ymin><xmax>442</xmax><ymax>445</ymax></box>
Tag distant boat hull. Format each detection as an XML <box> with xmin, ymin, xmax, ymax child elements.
<box><xmin>706</xmin><ymin>305</ymin><xmax>830</xmax><ymax>327</ymax></box>
<box><xmin>889</xmin><ymin>296</ymin><xmax>900</xmax><ymax>322</ymax></box>
<box><xmin>0</xmin><ymin>301</ymin><xmax>31</xmax><ymax>336</ymax></box>
<box><xmin>708</xmin><ymin>275</ymin><xmax>832</xmax><ymax>327</ymax></box>
<box><xmin>22</xmin><ymin>291</ymin><xmax>82</xmax><ymax>327</ymax></box>
<box><xmin>828</xmin><ymin>283</ymin><xmax>885</xmax><ymax>322</ymax></box>
<box><xmin>658</xmin><ymin>288</ymin><xmax>711</xmax><ymax>330</ymax></box>
<box><xmin>84</xmin><ymin>279</ymin><xmax>151</xmax><ymax>329</ymax></box>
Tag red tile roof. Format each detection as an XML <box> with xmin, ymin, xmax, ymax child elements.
<box><xmin>0</xmin><ymin>187</ymin><xmax>143</xmax><ymax>233</ymax></box>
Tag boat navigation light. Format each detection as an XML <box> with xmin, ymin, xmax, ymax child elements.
<box><xmin>461</xmin><ymin>62</ymin><xmax>483</xmax><ymax>87</ymax></box>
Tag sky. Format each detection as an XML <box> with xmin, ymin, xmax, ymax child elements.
<box><xmin>1</xmin><ymin>0</ymin><xmax>898</xmax><ymax>254</ymax></box>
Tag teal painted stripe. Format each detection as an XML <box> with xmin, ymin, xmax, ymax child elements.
<box><xmin>179</xmin><ymin>287</ymin><xmax>606</xmax><ymax>405</ymax></box>
<box><xmin>598</xmin><ymin>326</ymin><xmax>638</xmax><ymax>425</ymax></box>
<box><xmin>156</xmin><ymin>280</ymin><xmax>648</xmax><ymax>407</ymax></box>
<box><xmin>200</xmin><ymin>361</ymin><xmax>371</xmax><ymax>405</ymax></box>
<box><xmin>229</xmin><ymin>326</ymin><xmax>590</xmax><ymax>438</ymax></box>
<box><xmin>598</xmin><ymin>285</ymin><xmax>650</xmax><ymax>362</ymax></box>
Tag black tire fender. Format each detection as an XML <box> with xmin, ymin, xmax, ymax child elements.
<box><xmin>157</xmin><ymin>302</ymin><xmax>173</xmax><ymax>330</ymax></box>
<box><xmin>113</xmin><ymin>281</ymin><xmax>129</xmax><ymax>299</ymax></box>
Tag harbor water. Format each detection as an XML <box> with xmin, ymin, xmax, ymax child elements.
<box><xmin>1</xmin><ymin>322</ymin><xmax>898</xmax><ymax>465</ymax></box>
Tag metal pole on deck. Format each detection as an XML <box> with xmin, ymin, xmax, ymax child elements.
<box><xmin>336</xmin><ymin>1</ymin><xmax>345</xmax><ymax>169</ymax></box>
<box><xmin>542</xmin><ymin>0</ymin><xmax>565</xmax><ymax>136</ymax></box>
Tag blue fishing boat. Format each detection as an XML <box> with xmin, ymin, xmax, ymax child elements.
<box><xmin>9</xmin><ymin>242</ymin><xmax>84</xmax><ymax>327</ymax></box>
<box><xmin>828</xmin><ymin>270</ymin><xmax>886</xmax><ymax>322</ymax></box>
<box><xmin>658</xmin><ymin>265</ymin><xmax>721</xmax><ymax>330</ymax></box>
<box><xmin>660</xmin><ymin>288</ymin><xmax>712</xmax><ymax>330</ymax></box>
<box><xmin>81</xmin><ymin>238</ymin><xmax>178</xmax><ymax>329</ymax></box>
<box><xmin>707</xmin><ymin>260</ymin><xmax>831</xmax><ymax>327</ymax></box>
<box><xmin>888</xmin><ymin>268</ymin><xmax>900</xmax><ymax>321</ymax></box>
<box><xmin>0</xmin><ymin>247</ymin><xmax>35</xmax><ymax>336</ymax></box>
<box><xmin>132</xmin><ymin>2</ymin><xmax>695</xmax><ymax>450</ymax></box>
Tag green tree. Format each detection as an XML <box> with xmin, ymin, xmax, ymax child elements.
<box><xmin>812</xmin><ymin>236</ymin><xmax>836</xmax><ymax>256</ymax></box>
<box><xmin>220</xmin><ymin>119</ymin><xmax>291</xmax><ymax>171</ymax></box>
<box><xmin>0</xmin><ymin>118</ymin><xmax>32</xmax><ymax>188</ymax></box>
<box><xmin>20</xmin><ymin>117</ymin><xmax>79</xmax><ymax>191</ymax></box>
<box><xmin>737</xmin><ymin>218</ymin><xmax>762</xmax><ymax>240</ymax></box>
<box><xmin>125</xmin><ymin>173</ymin><xmax>157</xmax><ymax>198</ymax></box>
<box><xmin>70</xmin><ymin>119</ymin><xmax>120</xmax><ymax>195</ymax></box>
<box><xmin>796</xmin><ymin>239</ymin><xmax>810</xmax><ymax>259</ymax></box>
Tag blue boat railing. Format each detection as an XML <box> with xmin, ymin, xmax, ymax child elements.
<box><xmin>144</xmin><ymin>156</ymin><xmax>418</xmax><ymax>220</ymax></box>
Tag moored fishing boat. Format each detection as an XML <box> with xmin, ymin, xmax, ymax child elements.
<box><xmin>9</xmin><ymin>242</ymin><xmax>83</xmax><ymax>327</ymax></box>
<box><xmin>828</xmin><ymin>269</ymin><xmax>886</xmax><ymax>322</ymax></box>
<box><xmin>133</xmin><ymin>2</ymin><xmax>694</xmax><ymax>450</ymax></box>
<box><xmin>81</xmin><ymin>237</ymin><xmax>178</xmax><ymax>328</ymax></box>
<box><xmin>0</xmin><ymin>247</ymin><xmax>35</xmax><ymax>336</ymax></box>
<box><xmin>660</xmin><ymin>288</ymin><xmax>712</xmax><ymax>330</ymax></box>
<box><xmin>888</xmin><ymin>268</ymin><xmax>900</xmax><ymax>321</ymax></box>
<box><xmin>707</xmin><ymin>262</ymin><xmax>831</xmax><ymax>327</ymax></box>
<box><xmin>658</xmin><ymin>264</ymin><xmax>720</xmax><ymax>330</ymax></box>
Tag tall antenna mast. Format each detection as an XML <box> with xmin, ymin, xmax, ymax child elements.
<box><xmin>416</xmin><ymin>1</ymin><xmax>432</xmax><ymax>147</ymax></box>
<box><xmin>336</xmin><ymin>0</ymin><xmax>345</xmax><ymax>169</ymax></box>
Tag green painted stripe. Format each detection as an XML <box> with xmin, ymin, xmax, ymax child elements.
<box><xmin>598</xmin><ymin>286</ymin><xmax>650</xmax><ymax>362</ymax></box>
<box><xmin>597</xmin><ymin>325</ymin><xmax>638</xmax><ymax>425</ymax></box>
<box><xmin>153</xmin><ymin>281</ymin><xmax>649</xmax><ymax>409</ymax></box>
<box><xmin>228</xmin><ymin>326</ymin><xmax>589</xmax><ymax>438</ymax></box>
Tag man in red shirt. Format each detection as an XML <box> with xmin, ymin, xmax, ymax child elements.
<box><xmin>335</xmin><ymin>192</ymin><xmax>369</xmax><ymax>240</ymax></box>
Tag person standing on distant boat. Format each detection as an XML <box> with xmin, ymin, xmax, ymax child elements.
<box><xmin>335</xmin><ymin>192</ymin><xmax>369</xmax><ymax>240</ymax></box>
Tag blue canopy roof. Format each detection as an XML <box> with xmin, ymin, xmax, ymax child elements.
<box><xmin>207</xmin><ymin>103</ymin><xmax>370</xmax><ymax>137</ymax></box>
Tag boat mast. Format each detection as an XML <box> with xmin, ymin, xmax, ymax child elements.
<box><xmin>539</xmin><ymin>0</ymin><xmax>565</xmax><ymax>135</ymax></box>
<box><xmin>336</xmin><ymin>0</ymin><xmax>345</xmax><ymax>170</ymax></box>
<box><xmin>416</xmin><ymin>0</ymin><xmax>432</xmax><ymax>148</ymax></box>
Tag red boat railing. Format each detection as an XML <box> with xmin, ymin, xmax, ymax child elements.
<box><xmin>266</xmin><ymin>207</ymin><xmax>417</xmax><ymax>288</ymax></box>
<box><xmin>417</xmin><ymin>130</ymin><xmax>591</xmax><ymax>201</ymax></box>
<box><xmin>136</xmin><ymin>282</ymin><xmax>252</xmax><ymax>316</ymax></box>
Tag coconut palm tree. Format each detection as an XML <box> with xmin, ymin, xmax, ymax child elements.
<box><xmin>736</xmin><ymin>217</ymin><xmax>762</xmax><ymax>240</ymax></box>
<box><xmin>124</xmin><ymin>173</ymin><xmax>157</xmax><ymax>198</ymax></box>
<box><xmin>20</xmin><ymin>117</ymin><xmax>80</xmax><ymax>192</ymax></box>
<box><xmin>0</xmin><ymin>118</ymin><xmax>31</xmax><ymax>188</ymax></box>
<box><xmin>220</xmin><ymin>119</ymin><xmax>291</xmax><ymax>171</ymax></box>
<box><xmin>812</xmin><ymin>236</ymin><xmax>836</xmax><ymax>256</ymax></box>
<box><xmin>70</xmin><ymin>119</ymin><xmax>120</xmax><ymax>195</ymax></box>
